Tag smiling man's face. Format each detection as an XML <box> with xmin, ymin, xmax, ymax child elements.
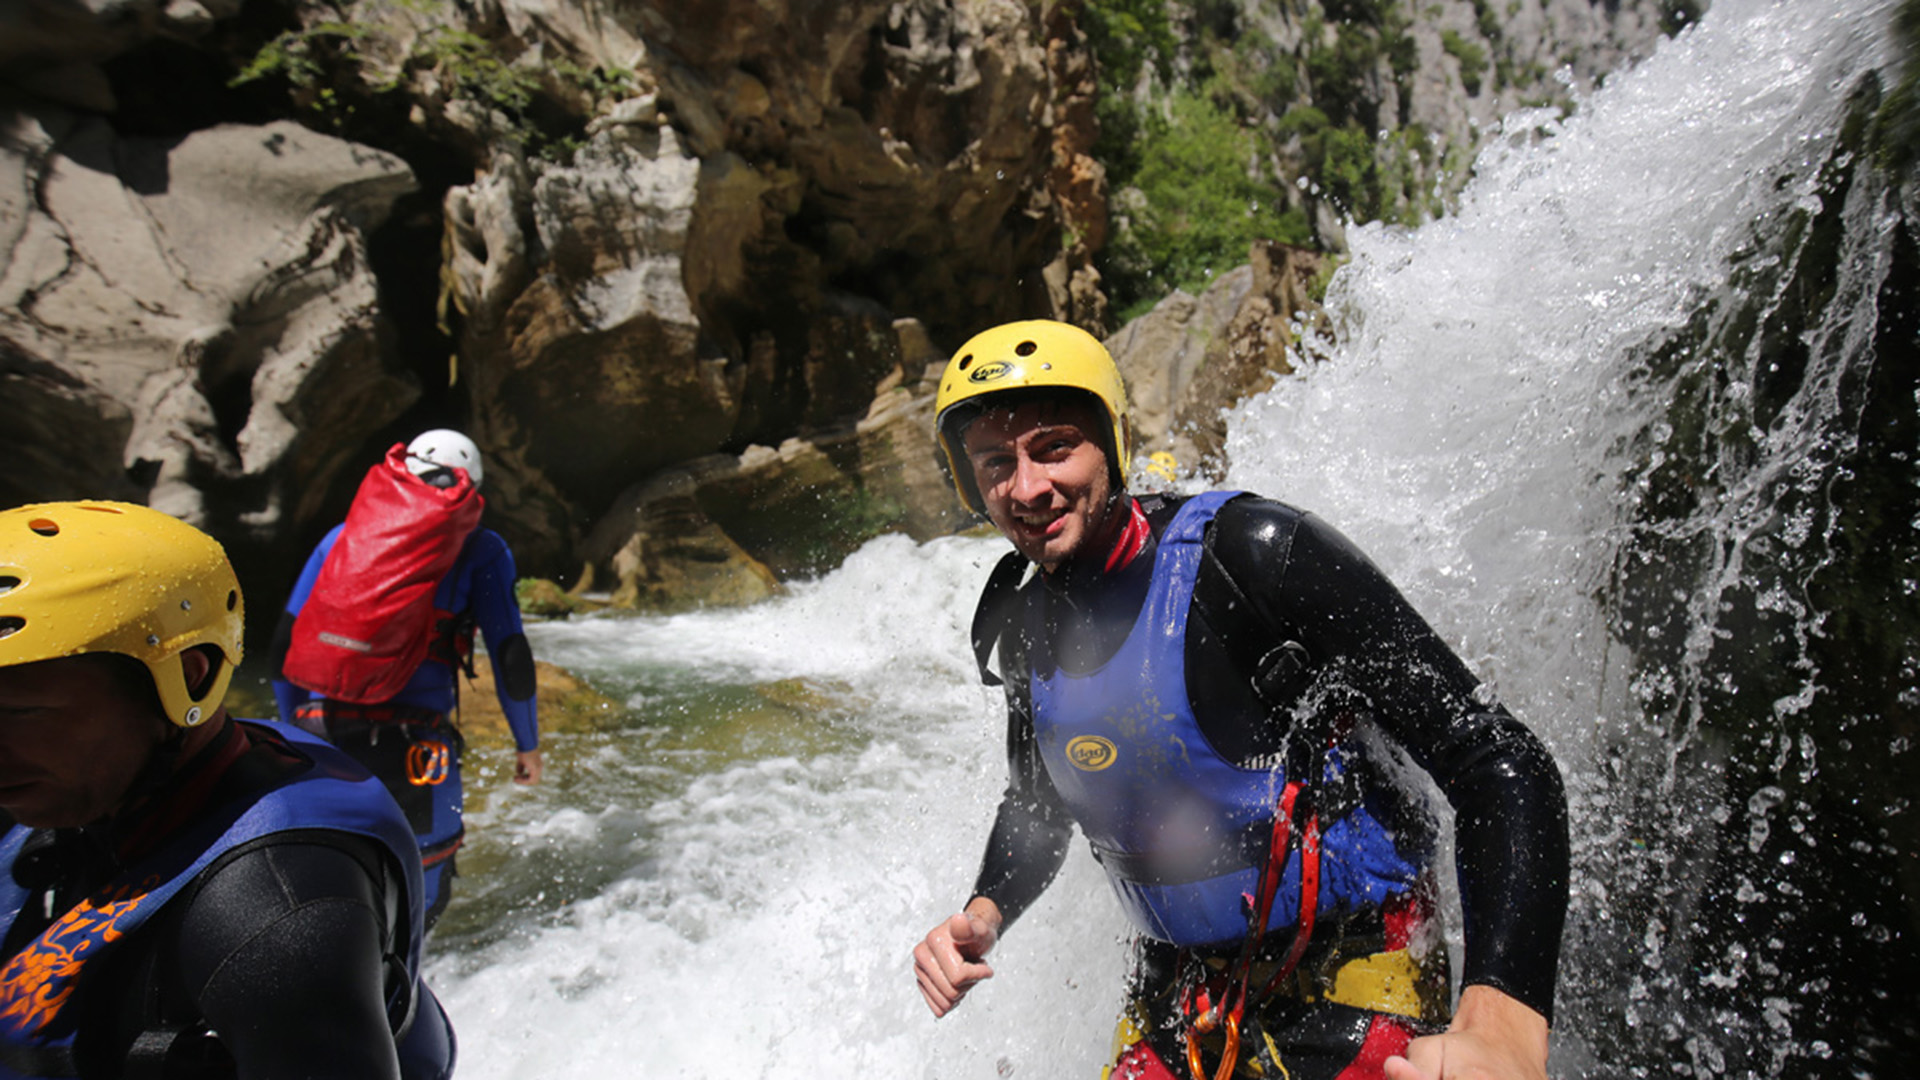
<box><xmin>962</xmin><ymin>396</ymin><xmax>1120</xmax><ymax>572</ymax></box>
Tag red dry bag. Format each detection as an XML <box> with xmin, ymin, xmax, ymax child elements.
<box><xmin>283</xmin><ymin>444</ymin><xmax>484</xmax><ymax>703</ymax></box>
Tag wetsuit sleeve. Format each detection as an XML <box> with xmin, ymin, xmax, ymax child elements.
<box><xmin>1209</xmin><ymin>500</ymin><xmax>1570</xmax><ymax>1022</ymax></box>
<box><xmin>969</xmin><ymin>612</ymin><xmax>1077</xmax><ymax>931</ymax></box>
<box><xmin>469</xmin><ymin>533</ymin><xmax>539</xmax><ymax>752</ymax></box>
<box><xmin>269</xmin><ymin>528</ymin><xmax>342</xmax><ymax>722</ymax></box>
<box><xmin>174</xmin><ymin>835</ymin><xmax>407</xmax><ymax>1079</ymax></box>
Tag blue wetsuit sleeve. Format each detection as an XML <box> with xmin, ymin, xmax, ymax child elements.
<box><xmin>270</xmin><ymin>530</ymin><xmax>342</xmax><ymax>722</ymax></box>
<box><xmin>470</xmin><ymin>535</ymin><xmax>539</xmax><ymax>752</ymax></box>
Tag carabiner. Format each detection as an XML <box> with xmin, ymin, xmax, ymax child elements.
<box><xmin>407</xmin><ymin>738</ymin><xmax>452</xmax><ymax>786</ymax></box>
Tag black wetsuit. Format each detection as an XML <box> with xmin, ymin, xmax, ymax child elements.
<box><xmin>0</xmin><ymin>721</ymin><xmax>454</xmax><ymax>1079</ymax></box>
<box><xmin>970</xmin><ymin>493</ymin><xmax>1568</xmax><ymax>1065</ymax></box>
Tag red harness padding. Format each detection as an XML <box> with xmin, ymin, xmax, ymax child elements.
<box><xmin>284</xmin><ymin>444</ymin><xmax>484</xmax><ymax>704</ymax></box>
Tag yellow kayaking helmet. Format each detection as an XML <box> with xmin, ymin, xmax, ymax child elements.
<box><xmin>934</xmin><ymin>320</ymin><xmax>1132</xmax><ymax>514</ymax></box>
<box><xmin>0</xmin><ymin>502</ymin><xmax>244</xmax><ymax>727</ymax></box>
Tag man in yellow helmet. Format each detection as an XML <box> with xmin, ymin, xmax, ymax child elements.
<box><xmin>911</xmin><ymin>321</ymin><xmax>1569</xmax><ymax>1080</ymax></box>
<box><xmin>0</xmin><ymin>502</ymin><xmax>454</xmax><ymax>1079</ymax></box>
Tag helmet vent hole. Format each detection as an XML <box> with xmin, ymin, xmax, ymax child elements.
<box><xmin>0</xmin><ymin>576</ymin><xmax>17</xmax><ymax>596</ymax></box>
<box><xmin>1014</xmin><ymin>341</ymin><xmax>1038</xmax><ymax>357</ymax></box>
<box><xmin>0</xmin><ymin>617</ymin><xmax>22</xmax><ymax>640</ymax></box>
<box><xmin>227</xmin><ymin>590</ymin><xmax>238</xmax><ymax>611</ymax></box>
<box><xmin>27</xmin><ymin>519</ymin><xmax>58</xmax><ymax>537</ymax></box>
<box><xmin>957</xmin><ymin>353</ymin><xmax>974</xmax><ymax>371</ymax></box>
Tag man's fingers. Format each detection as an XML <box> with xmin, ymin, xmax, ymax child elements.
<box><xmin>915</xmin><ymin>965</ymin><xmax>950</xmax><ymax>1017</ymax></box>
<box><xmin>1383</xmin><ymin>1057</ymin><xmax>1431</xmax><ymax>1080</ymax></box>
<box><xmin>947</xmin><ymin>912</ymin><xmax>984</xmax><ymax>952</ymax></box>
<box><xmin>913</xmin><ymin>921</ymin><xmax>998</xmax><ymax>1019</ymax></box>
<box><xmin>913</xmin><ymin>942</ymin><xmax>958</xmax><ymax>1003</ymax></box>
<box><xmin>1384</xmin><ymin>1035</ymin><xmax>1442</xmax><ymax>1080</ymax></box>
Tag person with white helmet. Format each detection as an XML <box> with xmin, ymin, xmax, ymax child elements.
<box><xmin>0</xmin><ymin>501</ymin><xmax>455</xmax><ymax>1079</ymax></box>
<box><xmin>401</xmin><ymin>429</ymin><xmax>485</xmax><ymax>490</ymax></box>
<box><xmin>910</xmin><ymin>321</ymin><xmax>1569</xmax><ymax>1080</ymax></box>
<box><xmin>272</xmin><ymin>429</ymin><xmax>542</xmax><ymax>929</ymax></box>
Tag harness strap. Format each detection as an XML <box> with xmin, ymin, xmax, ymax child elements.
<box><xmin>0</xmin><ymin>1044</ymin><xmax>76</xmax><ymax>1077</ymax></box>
<box><xmin>1190</xmin><ymin>537</ymin><xmax>1314</xmax><ymax>717</ymax></box>
<box><xmin>970</xmin><ymin>552</ymin><xmax>1031</xmax><ymax>687</ymax></box>
<box><xmin>1181</xmin><ymin>781</ymin><xmax>1323</xmax><ymax>1080</ymax></box>
<box><xmin>419</xmin><ymin>832</ymin><xmax>464</xmax><ymax>870</ymax></box>
<box><xmin>122</xmin><ymin>1025</ymin><xmax>201</xmax><ymax>1080</ymax></box>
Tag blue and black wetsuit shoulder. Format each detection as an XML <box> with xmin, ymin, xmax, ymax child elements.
<box><xmin>0</xmin><ymin>722</ymin><xmax>453</xmax><ymax>1079</ymax></box>
<box><xmin>969</xmin><ymin>492</ymin><xmax>1569</xmax><ymax>1021</ymax></box>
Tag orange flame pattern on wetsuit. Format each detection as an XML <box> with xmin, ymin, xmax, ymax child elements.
<box><xmin>0</xmin><ymin>878</ymin><xmax>159</xmax><ymax>1038</ymax></box>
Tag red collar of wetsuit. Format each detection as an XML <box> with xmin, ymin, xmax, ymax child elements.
<box><xmin>1103</xmin><ymin>497</ymin><xmax>1151</xmax><ymax>573</ymax></box>
<box><xmin>1039</xmin><ymin>496</ymin><xmax>1151</xmax><ymax>596</ymax></box>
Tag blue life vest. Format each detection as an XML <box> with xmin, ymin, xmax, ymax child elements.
<box><xmin>1030</xmin><ymin>492</ymin><xmax>1424</xmax><ymax>948</ymax></box>
<box><xmin>0</xmin><ymin>722</ymin><xmax>431</xmax><ymax>1078</ymax></box>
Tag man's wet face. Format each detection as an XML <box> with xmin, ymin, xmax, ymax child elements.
<box><xmin>0</xmin><ymin>655</ymin><xmax>167</xmax><ymax>828</ymax></box>
<box><xmin>962</xmin><ymin>397</ymin><xmax>1118</xmax><ymax>572</ymax></box>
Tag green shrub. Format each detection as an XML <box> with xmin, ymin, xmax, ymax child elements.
<box><xmin>232</xmin><ymin>1</ymin><xmax>606</xmax><ymax>159</ymax></box>
<box><xmin>1659</xmin><ymin>0</ymin><xmax>1706</xmax><ymax>34</ymax></box>
<box><xmin>1441</xmin><ymin>29</ymin><xmax>1489</xmax><ymax>96</ymax></box>
<box><xmin>1083</xmin><ymin>0</ymin><xmax>1177</xmax><ymax>94</ymax></box>
<box><xmin>1318</xmin><ymin>124</ymin><xmax>1381</xmax><ymax>220</ymax></box>
<box><xmin>1109</xmin><ymin>92</ymin><xmax>1311</xmax><ymax>309</ymax></box>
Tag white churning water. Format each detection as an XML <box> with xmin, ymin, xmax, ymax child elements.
<box><xmin>429</xmin><ymin>1</ymin><xmax>1906</xmax><ymax>1075</ymax></box>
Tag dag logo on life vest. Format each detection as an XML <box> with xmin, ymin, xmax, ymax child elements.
<box><xmin>968</xmin><ymin>361</ymin><xmax>1018</xmax><ymax>384</ymax></box>
<box><xmin>1066</xmin><ymin>735</ymin><xmax>1117</xmax><ymax>771</ymax></box>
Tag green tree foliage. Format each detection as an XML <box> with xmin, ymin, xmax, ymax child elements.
<box><xmin>232</xmin><ymin>2</ymin><xmax>633</xmax><ymax>161</ymax></box>
<box><xmin>1084</xmin><ymin>0</ymin><xmax>1179</xmax><ymax>181</ymax></box>
<box><xmin>1441</xmin><ymin>28</ymin><xmax>1489</xmax><ymax>96</ymax></box>
<box><xmin>1658</xmin><ymin>0</ymin><xmax>1705</xmax><ymax>35</ymax></box>
<box><xmin>1079</xmin><ymin>0</ymin><xmax>1677</xmax><ymax>317</ymax></box>
<box><xmin>1106</xmin><ymin>92</ymin><xmax>1310</xmax><ymax>318</ymax></box>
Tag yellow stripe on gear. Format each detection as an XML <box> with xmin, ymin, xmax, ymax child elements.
<box><xmin>1102</xmin><ymin>1004</ymin><xmax>1150</xmax><ymax>1080</ymax></box>
<box><xmin>1323</xmin><ymin>947</ymin><xmax>1429</xmax><ymax>1017</ymax></box>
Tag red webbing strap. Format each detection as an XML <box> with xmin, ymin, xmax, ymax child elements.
<box><xmin>1259</xmin><ymin>807</ymin><xmax>1320</xmax><ymax>1000</ymax></box>
<box><xmin>1184</xmin><ymin>781</ymin><xmax>1320</xmax><ymax>1080</ymax></box>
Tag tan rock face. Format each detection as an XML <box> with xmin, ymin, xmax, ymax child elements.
<box><xmin>457</xmin><ymin>652</ymin><xmax>621</xmax><ymax>741</ymax></box>
<box><xmin>1107</xmin><ymin>242</ymin><xmax>1327</xmax><ymax>485</ymax></box>
<box><xmin>423</xmin><ymin>0</ymin><xmax>1074</xmax><ymax>580</ymax></box>
<box><xmin>574</xmin><ymin>315</ymin><xmax>968</xmax><ymax>611</ymax></box>
<box><xmin>0</xmin><ymin>0</ymin><xmax>1685</xmax><ymax>616</ymax></box>
<box><xmin>0</xmin><ymin>110</ymin><xmax>418</xmax><ymax>544</ymax></box>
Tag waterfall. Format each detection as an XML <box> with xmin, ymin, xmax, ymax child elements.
<box><xmin>1224</xmin><ymin>0</ymin><xmax>1913</xmax><ymax>1073</ymax></box>
<box><xmin>429</xmin><ymin>1</ymin><xmax>1915</xmax><ymax>1076</ymax></box>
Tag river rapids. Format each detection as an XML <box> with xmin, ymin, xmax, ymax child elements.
<box><xmin>428</xmin><ymin>1</ymin><xmax>1916</xmax><ymax>1076</ymax></box>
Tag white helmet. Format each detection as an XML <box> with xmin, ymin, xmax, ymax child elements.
<box><xmin>405</xmin><ymin>429</ymin><xmax>484</xmax><ymax>489</ymax></box>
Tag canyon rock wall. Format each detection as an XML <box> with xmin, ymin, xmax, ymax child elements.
<box><xmin>0</xmin><ymin>0</ymin><xmax>1688</xmax><ymax>613</ymax></box>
